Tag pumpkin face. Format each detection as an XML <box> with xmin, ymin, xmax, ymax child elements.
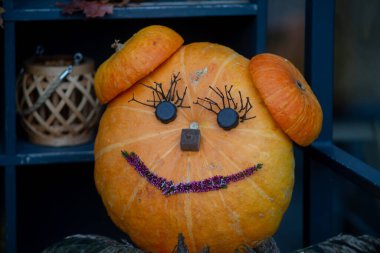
<box><xmin>94</xmin><ymin>42</ymin><xmax>294</xmax><ymax>252</ymax></box>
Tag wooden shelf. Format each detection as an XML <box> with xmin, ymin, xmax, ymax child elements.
<box><xmin>4</xmin><ymin>0</ymin><xmax>259</xmax><ymax>21</ymax></box>
<box><xmin>15</xmin><ymin>140</ymin><xmax>94</xmax><ymax>165</ymax></box>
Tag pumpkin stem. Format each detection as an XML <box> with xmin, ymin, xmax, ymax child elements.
<box><xmin>111</xmin><ymin>39</ymin><xmax>124</xmax><ymax>52</ymax></box>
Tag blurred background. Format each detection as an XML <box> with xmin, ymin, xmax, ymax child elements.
<box><xmin>267</xmin><ymin>0</ymin><xmax>380</xmax><ymax>248</ymax></box>
<box><xmin>267</xmin><ymin>0</ymin><xmax>380</xmax><ymax>170</ymax></box>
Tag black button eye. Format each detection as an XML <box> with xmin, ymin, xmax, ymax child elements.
<box><xmin>217</xmin><ymin>108</ymin><xmax>239</xmax><ymax>130</ymax></box>
<box><xmin>155</xmin><ymin>101</ymin><xmax>177</xmax><ymax>124</ymax></box>
<box><xmin>194</xmin><ymin>85</ymin><xmax>256</xmax><ymax>130</ymax></box>
<box><xmin>128</xmin><ymin>72</ymin><xmax>190</xmax><ymax>124</ymax></box>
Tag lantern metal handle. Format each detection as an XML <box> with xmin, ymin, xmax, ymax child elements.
<box><xmin>74</xmin><ymin>52</ymin><xmax>83</xmax><ymax>65</ymax></box>
<box><xmin>20</xmin><ymin>65</ymin><xmax>73</xmax><ymax>115</ymax></box>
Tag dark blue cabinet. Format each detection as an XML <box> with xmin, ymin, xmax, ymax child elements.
<box><xmin>2</xmin><ymin>1</ymin><xmax>379</xmax><ymax>252</ymax></box>
<box><xmin>1</xmin><ymin>1</ymin><xmax>269</xmax><ymax>252</ymax></box>
<box><xmin>304</xmin><ymin>0</ymin><xmax>380</xmax><ymax>246</ymax></box>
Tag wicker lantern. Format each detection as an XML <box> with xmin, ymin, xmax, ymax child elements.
<box><xmin>16</xmin><ymin>53</ymin><xmax>101</xmax><ymax>147</ymax></box>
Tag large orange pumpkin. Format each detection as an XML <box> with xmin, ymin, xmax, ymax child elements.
<box><xmin>94</xmin><ymin>30</ymin><xmax>295</xmax><ymax>252</ymax></box>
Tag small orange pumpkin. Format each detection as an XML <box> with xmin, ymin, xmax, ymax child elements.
<box><xmin>94</xmin><ymin>25</ymin><xmax>184</xmax><ymax>104</ymax></box>
<box><xmin>94</xmin><ymin>27</ymin><xmax>295</xmax><ymax>253</ymax></box>
<box><xmin>249</xmin><ymin>53</ymin><xmax>323</xmax><ymax>146</ymax></box>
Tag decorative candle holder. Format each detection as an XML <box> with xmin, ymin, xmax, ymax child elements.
<box><xmin>16</xmin><ymin>53</ymin><xmax>101</xmax><ymax>147</ymax></box>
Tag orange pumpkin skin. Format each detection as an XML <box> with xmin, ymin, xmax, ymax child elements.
<box><xmin>249</xmin><ymin>53</ymin><xmax>323</xmax><ymax>147</ymax></box>
<box><xmin>94</xmin><ymin>25</ymin><xmax>184</xmax><ymax>104</ymax></box>
<box><xmin>94</xmin><ymin>43</ymin><xmax>294</xmax><ymax>252</ymax></box>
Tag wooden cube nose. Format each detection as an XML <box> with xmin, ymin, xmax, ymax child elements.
<box><xmin>180</xmin><ymin>128</ymin><xmax>201</xmax><ymax>151</ymax></box>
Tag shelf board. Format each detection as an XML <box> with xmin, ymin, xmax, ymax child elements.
<box><xmin>15</xmin><ymin>140</ymin><xmax>94</xmax><ymax>165</ymax></box>
<box><xmin>4</xmin><ymin>1</ymin><xmax>258</xmax><ymax>21</ymax></box>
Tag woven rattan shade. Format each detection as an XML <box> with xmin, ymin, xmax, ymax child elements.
<box><xmin>17</xmin><ymin>55</ymin><xmax>101</xmax><ymax>146</ymax></box>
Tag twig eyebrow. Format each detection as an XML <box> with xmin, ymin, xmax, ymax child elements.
<box><xmin>194</xmin><ymin>85</ymin><xmax>255</xmax><ymax>122</ymax></box>
<box><xmin>129</xmin><ymin>72</ymin><xmax>190</xmax><ymax>109</ymax></box>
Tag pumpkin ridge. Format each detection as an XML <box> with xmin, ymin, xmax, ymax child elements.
<box><xmin>250</xmin><ymin>58</ymin><xmax>290</xmax><ymax>77</ymax></box>
<box><xmin>179</xmin><ymin>46</ymin><xmax>196</xmax><ymax>120</ymax></box>
<box><xmin>121</xmin><ymin>144</ymin><xmax>179</xmax><ymax>218</ymax></box>
<box><xmin>122</xmin><ymin>178</ymin><xmax>142</xmax><ymax>217</ymax></box>
<box><xmin>215</xmin><ymin>187</ymin><xmax>247</xmax><ymax>240</ymax></box>
<box><xmin>199</xmin><ymin>53</ymin><xmax>240</xmax><ymax>116</ymax></box>
<box><xmin>178</xmin><ymin>109</ymin><xmax>192</xmax><ymax>122</ymax></box>
<box><xmin>200</xmin><ymin>125</ymin><xmax>218</xmax><ymax>130</ymax></box>
<box><xmin>108</xmin><ymin>105</ymin><xmax>152</xmax><ymax>115</ymax></box>
<box><xmin>202</xmin><ymin>135</ymin><xmax>241</xmax><ymax>171</ymax></box>
<box><xmin>204</xmin><ymin>132</ymin><xmax>279</xmax><ymax>204</ymax></box>
<box><xmin>109</xmin><ymin>105</ymin><xmax>153</xmax><ymax>115</ymax></box>
<box><xmin>201</xmin><ymin>154</ymin><xmax>277</xmax><ymax>250</ymax></box>
<box><xmin>184</xmin><ymin>193</ymin><xmax>197</xmax><ymax>253</ymax></box>
<box><xmin>141</xmin><ymin>49</ymin><xmax>194</xmax><ymax>122</ymax></box>
<box><xmin>258</xmin><ymin>69</ymin><xmax>294</xmax><ymax>95</ymax></box>
<box><xmin>186</xmin><ymin>155</ymin><xmax>192</xmax><ymax>183</ymax></box>
<box><xmin>291</xmin><ymin>92</ymin><xmax>316</xmax><ymax>134</ymax></box>
<box><xmin>190</xmin><ymin>164</ymin><xmax>239</xmax><ymax>251</ymax></box>
<box><xmin>250</xmin><ymin>66</ymin><xmax>290</xmax><ymax>78</ymax></box>
<box><xmin>292</xmin><ymin>108</ymin><xmax>320</xmax><ymax>146</ymax></box>
<box><xmin>233</xmin><ymin>128</ymin><xmax>282</xmax><ymax>140</ymax></box>
<box><xmin>200</xmin><ymin>43</ymin><xmax>218</xmax><ymax>54</ymax></box>
<box><xmin>202</xmin><ymin>135</ymin><xmax>274</xmax><ymax>204</ymax></box>
<box><xmin>267</xmin><ymin>84</ymin><xmax>305</xmax><ymax>127</ymax></box>
<box><xmin>94</xmin><ymin>128</ymin><xmax>180</xmax><ymax>160</ymax></box>
<box><xmin>107</xmin><ymin>102</ymin><xmax>189</xmax><ymax>126</ymax></box>
<box><xmin>186</xmin><ymin>43</ymin><xmax>215</xmax><ymax>90</ymax></box>
<box><xmin>201</xmin><ymin>127</ymin><xmax>291</xmax><ymax>175</ymax></box>
<box><xmin>245</xmin><ymin>176</ymin><xmax>275</xmax><ymax>203</ymax></box>
<box><xmin>285</xmin><ymin>91</ymin><xmax>309</xmax><ymax>134</ymax></box>
<box><xmin>204</xmin><ymin>160</ymin><xmax>248</xmax><ymax>242</ymax></box>
<box><xmin>201</xmin><ymin>156</ymin><xmax>243</xmax><ymax>237</ymax></box>
<box><xmin>262</xmin><ymin>82</ymin><xmax>289</xmax><ymax>102</ymax></box>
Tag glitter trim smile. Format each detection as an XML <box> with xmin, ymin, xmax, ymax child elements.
<box><xmin>122</xmin><ymin>151</ymin><xmax>263</xmax><ymax>196</ymax></box>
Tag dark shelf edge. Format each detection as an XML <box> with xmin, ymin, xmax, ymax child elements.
<box><xmin>16</xmin><ymin>151</ymin><xmax>94</xmax><ymax>165</ymax></box>
<box><xmin>3</xmin><ymin>3</ymin><xmax>258</xmax><ymax>21</ymax></box>
<box><xmin>310</xmin><ymin>141</ymin><xmax>380</xmax><ymax>198</ymax></box>
<box><xmin>11</xmin><ymin>142</ymin><xmax>95</xmax><ymax>165</ymax></box>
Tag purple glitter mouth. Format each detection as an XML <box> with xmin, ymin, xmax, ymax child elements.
<box><xmin>122</xmin><ymin>151</ymin><xmax>263</xmax><ymax>196</ymax></box>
